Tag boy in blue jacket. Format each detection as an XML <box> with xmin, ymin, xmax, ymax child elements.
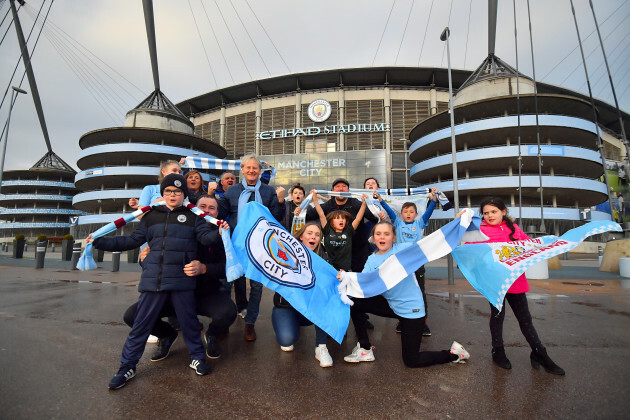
<box><xmin>87</xmin><ymin>174</ymin><xmax>225</xmax><ymax>390</ymax></box>
<box><xmin>375</xmin><ymin>188</ymin><xmax>439</xmax><ymax>336</ymax></box>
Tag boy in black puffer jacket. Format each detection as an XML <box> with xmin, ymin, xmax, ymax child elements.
<box><xmin>87</xmin><ymin>174</ymin><xmax>226</xmax><ymax>390</ymax></box>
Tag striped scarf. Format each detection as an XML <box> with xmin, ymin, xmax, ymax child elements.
<box><xmin>78</xmin><ymin>200</ymin><xmax>244</xmax><ymax>280</ymax></box>
<box><xmin>337</xmin><ymin>209</ymin><xmax>485</xmax><ymax>304</ymax></box>
<box><xmin>184</xmin><ymin>157</ymin><xmax>277</xmax><ymax>180</ymax></box>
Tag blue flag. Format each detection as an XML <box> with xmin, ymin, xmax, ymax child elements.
<box><xmin>231</xmin><ymin>202</ymin><xmax>349</xmax><ymax>343</ymax></box>
<box><xmin>452</xmin><ymin>221</ymin><xmax>622</xmax><ymax>311</ymax></box>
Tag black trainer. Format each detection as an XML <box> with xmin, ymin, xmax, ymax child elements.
<box><xmin>189</xmin><ymin>358</ymin><xmax>211</xmax><ymax>375</ymax></box>
<box><xmin>150</xmin><ymin>332</ymin><xmax>178</xmax><ymax>362</ymax></box>
<box><xmin>108</xmin><ymin>364</ymin><xmax>136</xmax><ymax>390</ymax></box>
<box><xmin>422</xmin><ymin>324</ymin><xmax>432</xmax><ymax>336</ymax></box>
<box><xmin>205</xmin><ymin>334</ymin><xmax>222</xmax><ymax>359</ymax></box>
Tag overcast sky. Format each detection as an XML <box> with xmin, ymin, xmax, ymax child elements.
<box><xmin>0</xmin><ymin>0</ymin><xmax>628</xmax><ymax>172</ymax></box>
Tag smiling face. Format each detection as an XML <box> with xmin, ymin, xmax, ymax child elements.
<box><xmin>299</xmin><ymin>224</ymin><xmax>322</xmax><ymax>251</ymax></box>
<box><xmin>401</xmin><ymin>205</ymin><xmax>418</xmax><ymax>223</ymax></box>
<box><xmin>197</xmin><ymin>196</ymin><xmax>218</xmax><ymax>218</ymax></box>
<box><xmin>186</xmin><ymin>172</ymin><xmax>202</xmax><ymax>192</ymax></box>
<box><xmin>482</xmin><ymin>204</ymin><xmax>506</xmax><ymax>226</ymax></box>
<box><xmin>373</xmin><ymin>223</ymin><xmax>395</xmax><ymax>254</ymax></box>
<box><xmin>291</xmin><ymin>188</ymin><xmax>305</xmax><ymax>204</ymax></box>
<box><xmin>241</xmin><ymin>159</ymin><xmax>261</xmax><ymax>185</ymax></box>
<box><xmin>221</xmin><ymin>173</ymin><xmax>236</xmax><ymax>190</ymax></box>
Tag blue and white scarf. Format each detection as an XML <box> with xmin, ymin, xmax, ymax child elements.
<box><xmin>337</xmin><ymin>209</ymin><xmax>486</xmax><ymax>304</ymax></box>
<box><xmin>237</xmin><ymin>179</ymin><xmax>263</xmax><ymax>220</ymax></box>
<box><xmin>184</xmin><ymin>157</ymin><xmax>277</xmax><ymax>180</ymax></box>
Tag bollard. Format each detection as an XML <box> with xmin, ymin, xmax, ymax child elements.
<box><xmin>112</xmin><ymin>251</ymin><xmax>121</xmax><ymax>272</ymax></box>
<box><xmin>35</xmin><ymin>240</ymin><xmax>47</xmax><ymax>269</ymax></box>
<box><xmin>24</xmin><ymin>243</ymin><xmax>28</xmax><ymax>253</ymax></box>
<box><xmin>51</xmin><ymin>243</ymin><xmax>56</xmax><ymax>253</ymax></box>
<box><xmin>71</xmin><ymin>243</ymin><xmax>82</xmax><ymax>270</ymax></box>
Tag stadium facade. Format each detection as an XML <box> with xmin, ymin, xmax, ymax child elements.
<box><xmin>177</xmin><ymin>64</ymin><xmax>628</xmax><ymax>232</ymax></box>
<box><xmin>0</xmin><ymin>153</ymin><xmax>79</xmax><ymax>241</ymax></box>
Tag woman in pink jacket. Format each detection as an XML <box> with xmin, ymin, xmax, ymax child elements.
<box><xmin>478</xmin><ymin>197</ymin><xmax>564</xmax><ymax>375</ymax></box>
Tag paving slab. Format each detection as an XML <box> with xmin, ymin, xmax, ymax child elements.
<box><xmin>0</xmin><ymin>255</ymin><xmax>629</xmax><ymax>419</ymax></box>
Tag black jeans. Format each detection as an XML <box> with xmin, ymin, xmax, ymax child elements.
<box><xmin>350</xmin><ymin>295</ymin><xmax>455</xmax><ymax>368</ymax></box>
<box><xmin>415</xmin><ymin>265</ymin><xmax>427</xmax><ymax>319</ymax></box>
<box><xmin>124</xmin><ymin>290</ymin><xmax>237</xmax><ymax>339</ymax></box>
<box><xmin>489</xmin><ymin>292</ymin><xmax>542</xmax><ymax>350</ymax></box>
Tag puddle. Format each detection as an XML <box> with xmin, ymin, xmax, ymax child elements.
<box><xmin>562</xmin><ymin>281</ymin><xmax>604</xmax><ymax>287</ymax></box>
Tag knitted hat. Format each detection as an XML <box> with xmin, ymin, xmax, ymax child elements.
<box><xmin>332</xmin><ymin>178</ymin><xmax>350</xmax><ymax>189</ymax></box>
<box><xmin>160</xmin><ymin>173</ymin><xmax>189</xmax><ymax>198</ymax></box>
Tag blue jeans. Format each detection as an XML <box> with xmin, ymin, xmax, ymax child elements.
<box><xmin>272</xmin><ymin>306</ymin><xmax>328</xmax><ymax>346</ymax></box>
<box><xmin>243</xmin><ymin>279</ymin><xmax>263</xmax><ymax>325</ymax></box>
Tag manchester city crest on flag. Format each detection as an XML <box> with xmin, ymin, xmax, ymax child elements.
<box><xmin>245</xmin><ymin>217</ymin><xmax>315</xmax><ymax>289</ymax></box>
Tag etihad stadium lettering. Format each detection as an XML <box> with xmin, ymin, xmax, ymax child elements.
<box><xmin>256</xmin><ymin>123</ymin><xmax>390</xmax><ymax>140</ymax></box>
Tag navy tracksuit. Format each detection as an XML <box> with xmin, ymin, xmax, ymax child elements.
<box><xmin>94</xmin><ymin>205</ymin><xmax>221</xmax><ymax>366</ymax></box>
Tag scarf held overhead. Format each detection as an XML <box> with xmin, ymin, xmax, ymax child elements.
<box><xmin>451</xmin><ymin>221</ymin><xmax>622</xmax><ymax>311</ymax></box>
<box><xmin>183</xmin><ymin>157</ymin><xmax>277</xmax><ymax>180</ymax></box>
<box><xmin>337</xmin><ymin>209</ymin><xmax>486</xmax><ymax>304</ymax></box>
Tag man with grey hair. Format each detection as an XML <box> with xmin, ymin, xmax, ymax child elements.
<box><xmin>208</xmin><ymin>172</ymin><xmax>236</xmax><ymax>198</ymax></box>
<box><xmin>218</xmin><ymin>154</ymin><xmax>284</xmax><ymax>341</ymax></box>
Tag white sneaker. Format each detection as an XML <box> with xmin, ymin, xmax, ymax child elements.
<box><xmin>147</xmin><ymin>334</ymin><xmax>158</xmax><ymax>344</ymax></box>
<box><xmin>238</xmin><ymin>309</ymin><xmax>247</xmax><ymax>319</ymax></box>
<box><xmin>450</xmin><ymin>341</ymin><xmax>470</xmax><ymax>363</ymax></box>
<box><xmin>315</xmin><ymin>344</ymin><xmax>333</xmax><ymax>367</ymax></box>
<box><xmin>280</xmin><ymin>345</ymin><xmax>294</xmax><ymax>352</ymax></box>
<box><xmin>343</xmin><ymin>342</ymin><xmax>375</xmax><ymax>363</ymax></box>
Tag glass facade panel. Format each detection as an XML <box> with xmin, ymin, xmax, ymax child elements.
<box><xmin>260</xmin><ymin>106</ymin><xmax>296</xmax><ymax>155</ymax></box>
<box><xmin>194</xmin><ymin>119</ymin><xmax>221</xmax><ymax>144</ymax></box>
<box><xmin>225</xmin><ymin>112</ymin><xmax>256</xmax><ymax>160</ymax></box>
<box><xmin>260</xmin><ymin>150</ymin><xmax>388</xmax><ymax>191</ymax></box>
<box><xmin>345</xmin><ymin>100</ymin><xmax>386</xmax><ymax>150</ymax></box>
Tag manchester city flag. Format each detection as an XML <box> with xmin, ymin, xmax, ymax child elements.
<box><xmin>231</xmin><ymin>202</ymin><xmax>349</xmax><ymax>343</ymax></box>
<box><xmin>452</xmin><ymin>221</ymin><xmax>622</xmax><ymax>311</ymax></box>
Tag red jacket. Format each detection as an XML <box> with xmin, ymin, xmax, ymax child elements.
<box><xmin>479</xmin><ymin>220</ymin><xmax>530</xmax><ymax>294</ymax></box>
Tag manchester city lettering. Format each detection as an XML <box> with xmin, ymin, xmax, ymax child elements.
<box><xmin>245</xmin><ymin>217</ymin><xmax>315</xmax><ymax>289</ymax></box>
<box><xmin>256</xmin><ymin>123</ymin><xmax>390</xmax><ymax>140</ymax></box>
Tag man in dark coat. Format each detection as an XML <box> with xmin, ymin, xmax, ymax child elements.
<box><xmin>218</xmin><ymin>154</ymin><xmax>284</xmax><ymax>341</ymax></box>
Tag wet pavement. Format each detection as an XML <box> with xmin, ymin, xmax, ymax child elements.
<box><xmin>1</xmin><ymin>252</ymin><xmax>629</xmax><ymax>419</ymax></box>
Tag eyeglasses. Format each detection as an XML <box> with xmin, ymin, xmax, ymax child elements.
<box><xmin>163</xmin><ymin>189</ymin><xmax>183</xmax><ymax>196</ymax></box>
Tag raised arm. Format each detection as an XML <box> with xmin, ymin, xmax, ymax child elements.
<box><xmin>352</xmin><ymin>194</ymin><xmax>368</xmax><ymax>230</ymax></box>
<box><xmin>421</xmin><ymin>188</ymin><xmax>439</xmax><ymax>225</ymax></box>
<box><xmin>377</xmin><ymin>194</ymin><xmax>397</xmax><ymax>222</ymax></box>
<box><xmin>310</xmin><ymin>189</ymin><xmax>327</xmax><ymax>227</ymax></box>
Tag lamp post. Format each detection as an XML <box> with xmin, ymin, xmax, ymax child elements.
<box><xmin>0</xmin><ymin>86</ymin><xmax>28</xmax><ymax>194</ymax></box>
<box><xmin>400</xmin><ymin>138</ymin><xmax>409</xmax><ymax>190</ymax></box>
<box><xmin>441</xmin><ymin>27</ymin><xmax>458</xmax><ymax>286</ymax></box>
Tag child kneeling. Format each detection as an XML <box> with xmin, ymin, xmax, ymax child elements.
<box><xmin>343</xmin><ymin>221</ymin><xmax>469</xmax><ymax>367</ymax></box>
<box><xmin>87</xmin><ymin>174</ymin><xmax>226</xmax><ymax>389</ymax></box>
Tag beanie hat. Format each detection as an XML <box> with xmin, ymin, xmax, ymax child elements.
<box><xmin>160</xmin><ymin>173</ymin><xmax>189</xmax><ymax>198</ymax></box>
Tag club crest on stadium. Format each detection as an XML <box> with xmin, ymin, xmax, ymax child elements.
<box><xmin>307</xmin><ymin>99</ymin><xmax>332</xmax><ymax>123</ymax></box>
<box><xmin>246</xmin><ymin>217</ymin><xmax>315</xmax><ymax>289</ymax></box>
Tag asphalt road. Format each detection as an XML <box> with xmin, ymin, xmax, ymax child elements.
<box><xmin>1</xmin><ymin>254</ymin><xmax>629</xmax><ymax>419</ymax></box>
